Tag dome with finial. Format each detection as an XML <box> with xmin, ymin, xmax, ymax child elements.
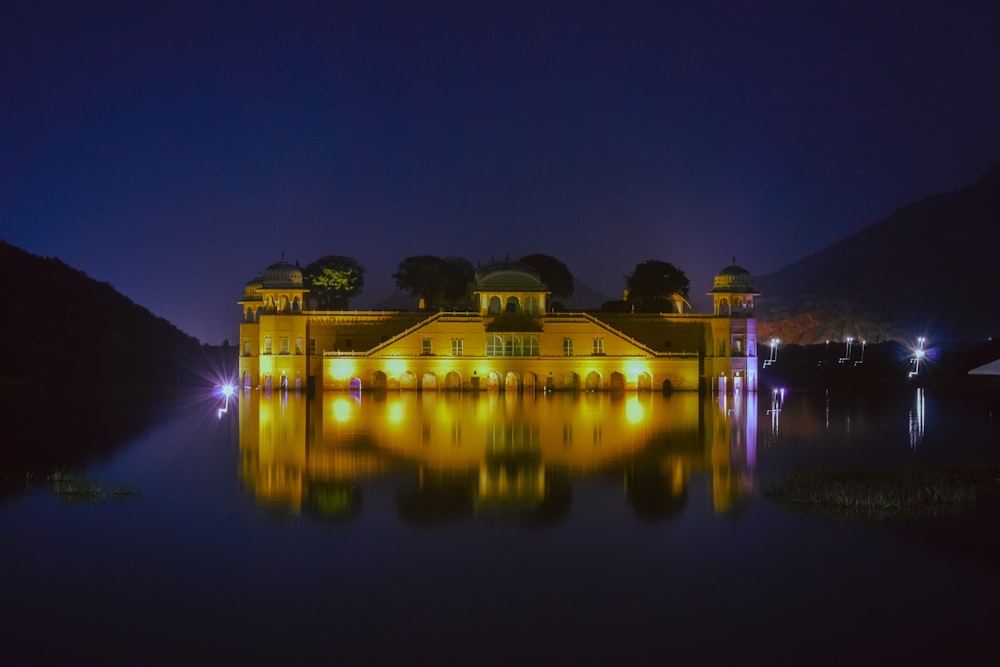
<box><xmin>474</xmin><ymin>260</ymin><xmax>547</xmax><ymax>292</ymax></box>
<box><xmin>260</xmin><ymin>258</ymin><xmax>303</xmax><ymax>289</ymax></box>
<box><xmin>710</xmin><ymin>259</ymin><xmax>757</xmax><ymax>294</ymax></box>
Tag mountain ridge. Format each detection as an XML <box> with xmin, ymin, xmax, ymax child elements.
<box><xmin>756</xmin><ymin>163</ymin><xmax>1000</xmax><ymax>344</ymax></box>
<box><xmin>0</xmin><ymin>240</ymin><xmax>204</xmax><ymax>389</ymax></box>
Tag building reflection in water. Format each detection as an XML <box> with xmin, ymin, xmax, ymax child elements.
<box><xmin>909</xmin><ymin>387</ymin><xmax>926</xmax><ymax>449</ymax></box>
<box><xmin>238</xmin><ymin>389</ymin><xmax>758</xmax><ymax>525</ymax></box>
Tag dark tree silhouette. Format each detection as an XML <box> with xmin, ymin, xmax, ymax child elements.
<box><xmin>519</xmin><ymin>253</ymin><xmax>574</xmax><ymax>298</ymax></box>
<box><xmin>303</xmin><ymin>255</ymin><xmax>365</xmax><ymax>310</ymax></box>
<box><xmin>393</xmin><ymin>255</ymin><xmax>475</xmax><ymax>310</ymax></box>
<box><xmin>625</xmin><ymin>260</ymin><xmax>690</xmax><ymax>313</ymax></box>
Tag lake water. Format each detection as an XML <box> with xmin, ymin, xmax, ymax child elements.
<box><xmin>3</xmin><ymin>386</ymin><xmax>1000</xmax><ymax>665</ymax></box>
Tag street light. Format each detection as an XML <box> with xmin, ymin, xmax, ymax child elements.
<box><xmin>909</xmin><ymin>337</ymin><xmax>927</xmax><ymax>377</ymax></box>
<box><xmin>765</xmin><ymin>338</ymin><xmax>779</xmax><ymax>367</ymax></box>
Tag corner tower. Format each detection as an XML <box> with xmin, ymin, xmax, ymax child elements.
<box><xmin>708</xmin><ymin>262</ymin><xmax>759</xmax><ymax>316</ymax></box>
<box><xmin>239</xmin><ymin>259</ymin><xmax>310</xmax><ymax>391</ymax></box>
<box><xmin>705</xmin><ymin>261</ymin><xmax>759</xmax><ymax>392</ymax></box>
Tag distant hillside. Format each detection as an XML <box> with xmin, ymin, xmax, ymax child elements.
<box><xmin>0</xmin><ymin>241</ymin><xmax>203</xmax><ymax>389</ymax></box>
<box><xmin>756</xmin><ymin>164</ymin><xmax>1000</xmax><ymax>344</ymax></box>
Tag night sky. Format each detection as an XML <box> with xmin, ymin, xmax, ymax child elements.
<box><xmin>4</xmin><ymin>1</ymin><xmax>999</xmax><ymax>344</ymax></box>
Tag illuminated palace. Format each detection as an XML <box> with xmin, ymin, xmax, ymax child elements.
<box><xmin>237</xmin><ymin>260</ymin><xmax>759</xmax><ymax>393</ymax></box>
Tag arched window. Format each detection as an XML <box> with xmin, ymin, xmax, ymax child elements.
<box><xmin>505</xmin><ymin>336</ymin><xmax>522</xmax><ymax>356</ymax></box>
<box><xmin>505</xmin><ymin>296</ymin><xmax>520</xmax><ymax>313</ymax></box>
<box><xmin>487</xmin><ymin>335</ymin><xmax>504</xmax><ymax>356</ymax></box>
<box><xmin>488</xmin><ymin>296</ymin><xmax>502</xmax><ymax>315</ymax></box>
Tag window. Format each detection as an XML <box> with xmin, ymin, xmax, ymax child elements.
<box><xmin>451</xmin><ymin>338</ymin><xmax>464</xmax><ymax>356</ymax></box>
<box><xmin>505</xmin><ymin>336</ymin><xmax>522</xmax><ymax>356</ymax></box>
<box><xmin>422</xmin><ymin>338</ymin><xmax>432</xmax><ymax>355</ymax></box>
<box><xmin>718</xmin><ymin>340</ymin><xmax>726</xmax><ymax>356</ymax></box>
<box><xmin>280</xmin><ymin>337</ymin><xmax>289</xmax><ymax>354</ymax></box>
<box><xmin>524</xmin><ymin>336</ymin><xmax>539</xmax><ymax>356</ymax></box>
<box><xmin>263</xmin><ymin>337</ymin><xmax>272</xmax><ymax>355</ymax></box>
<box><xmin>563</xmin><ymin>337</ymin><xmax>573</xmax><ymax>356</ymax></box>
<box><xmin>295</xmin><ymin>337</ymin><xmax>303</xmax><ymax>355</ymax></box>
<box><xmin>243</xmin><ymin>341</ymin><xmax>251</xmax><ymax>356</ymax></box>
<box><xmin>592</xmin><ymin>338</ymin><xmax>605</xmax><ymax>355</ymax></box>
<box><xmin>308</xmin><ymin>339</ymin><xmax>316</xmax><ymax>355</ymax></box>
<box><xmin>524</xmin><ymin>296</ymin><xmax>539</xmax><ymax>314</ymax></box>
<box><xmin>486</xmin><ymin>335</ymin><xmax>503</xmax><ymax>356</ymax></box>
<box><xmin>732</xmin><ymin>336</ymin><xmax>743</xmax><ymax>355</ymax></box>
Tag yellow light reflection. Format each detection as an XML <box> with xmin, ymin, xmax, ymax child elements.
<box><xmin>625</xmin><ymin>396</ymin><xmax>645</xmax><ymax>425</ymax></box>
<box><xmin>387</xmin><ymin>400</ymin><xmax>405</xmax><ymax>425</ymax></box>
<box><xmin>332</xmin><ymin>397</ymin><xmax>355</xmax><ymax>423</ymax></box>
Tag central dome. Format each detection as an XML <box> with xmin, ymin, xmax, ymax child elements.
<box><xmin>261</xmin><ymin>259</ymin><xmax>303</xmax><ymax>288</ymax></box>
<box><xmin>474</xmin><ymin>261</ymin><xmax>546</xmax><ymax>292</ymax></box>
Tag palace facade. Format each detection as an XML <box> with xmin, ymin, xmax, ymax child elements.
<box><xmin>237</xmin><ymin>260</ymin><xmax>759</xmax><ymax>393</ymax></box>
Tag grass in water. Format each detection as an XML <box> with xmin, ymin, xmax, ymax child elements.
<box><xmin>765</xmin><ymin>463</ymin><xmax>1000</xmax><ymax>519</ymax></box>
<box><xmin>44</xmin><ymin>470</ymin><xmax>138</xmax><ymax>503</ymax></box>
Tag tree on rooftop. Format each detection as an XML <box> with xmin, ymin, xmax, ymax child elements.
<box><xmin>393</xmin><ymin>255</ymin><xmax>474</xmax><ymax>310</ymax></box>
<box><xmin>625</xmin><ymin>260</ymin><xmax>690</xmax><ymax>313</ymax></box>
<box><xmin>303</xmin><ymin>255</ymin><xmax>365</xmax><ymax>310</ymax></box>
<box><xmin>519</xmin><ymin>253</ymin><xmax>574</xmax><ymax>299</ymax></box>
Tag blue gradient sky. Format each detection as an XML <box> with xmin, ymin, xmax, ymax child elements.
<box><xmin>3</xmin><ymin>1</ymin><xmax>999</xmax><ymax>343</ymax></box>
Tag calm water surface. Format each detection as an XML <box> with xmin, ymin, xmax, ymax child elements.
<box><xmin>3</xmin><ymin>387</ymin><xmax>1000</xmax><ymax>665</ymax></box>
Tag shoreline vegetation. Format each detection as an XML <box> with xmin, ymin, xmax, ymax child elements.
<box><xmin>2</xmin><ymin>470</ymin><xmax>138</xmax><ymax>503</ymax></box>
<box><xmin>765</xmin><ymin>463</ymin><xmax>1000</xmax><ymax>519</ymax></box>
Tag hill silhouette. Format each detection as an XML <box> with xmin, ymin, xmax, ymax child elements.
<box><xmin>0</xmin><ymin>241</ymin><xmax>205</xmax><ymax>389</ymax></box>
<box><xmin>756</xmin><ymin>164</ymin><xmax>1000</xmax><ymax>344</ymax></box>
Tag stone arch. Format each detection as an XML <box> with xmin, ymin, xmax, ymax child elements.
<box><xmin>488</xmin><ymin>371</ymin><xmax>503</xmax><ymax>391</ymax></box>
<box><xmin>661</xmin><ymin>379</ymin><xmax>673</xmax><ymax>394</ymax></box>
<box><xmin>563</xmin><ymin>372</ymin><xmax>580</xmax><ymax>391</ymax></box>
<box><xmin>505</xmin><ymin>371</ymin><xmax>520</xmax><ymax>392</ymax></box>
<box><xmin>585</xmin><ymin>371</ymin><xmax>601</xmax><ymax>391</ymax></box>
<box><xmin>400</xmin><ymin>371</ymin><xmax>417</xmax><ymax>390</ymax></box>
<box><xmin>349</xmin><ymin>377</ymin><xmax>362</xmax><ymax>392</ymax></box>
<box><xmin>505</xmin><ymin>296</ymin><xmax>520</xmax><ymax>313</ymax></box>
<box><xmin>421</xmin><ymin>372</ymin><xmax>438</xmax><ymax>391</ymax></box>
<box><xmin>445</xmin><ymin>371</ymin><xmax>462</xmax><ymax>391</ymax></box>
<box><xmin>372</xmin><ymin>370</ymin><xmax>388</xmax><ymax>390</ymax></box>
<box><xmin>488</xmin><ymin>296</ymin><xmax>502</xmax><ymax>315</ymax></box>
<box><xmin>609</xmin><ymin>371</ymin><xmax>625</xmax><ymax>392</ymax></box>
<box><xmin>637</xmin><ymin>372</ymin><xmax>652</xmax><ymax>392</ymax></box>
<box><xmin>523</xmin><ymin>372</ymin><xmax>537</xmax><ymax>393</ymax></box>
